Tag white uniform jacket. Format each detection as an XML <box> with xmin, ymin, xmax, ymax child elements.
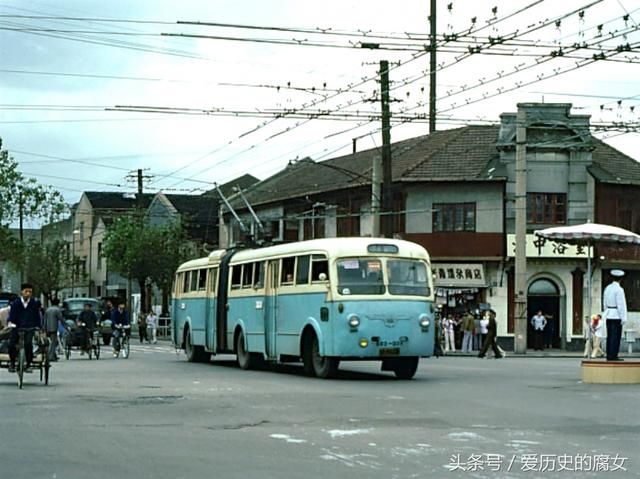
<box><xmin>602</xmin><ymin>281</ymin><xmax>627</xmax><ymax>324</ymax></box>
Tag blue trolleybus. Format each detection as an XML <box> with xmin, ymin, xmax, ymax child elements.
<box><xmin>171</xmin><ymin>238</ymin><xmax>435</xmax><ymax>379</ymax></box>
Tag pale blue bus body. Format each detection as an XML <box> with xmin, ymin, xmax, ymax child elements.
<box><xmin>172</xmin><ymin>238</ymin><xmax>435</xmax><ymax>378</ymax></box>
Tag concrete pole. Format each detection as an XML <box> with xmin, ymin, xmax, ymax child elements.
<box><xmin>371</xmin><ymin>156</ymin><xmax>381</xmax><ymax>237</ymax></box>
<box><xmin>514</xmin><ymin>105</ymin><xmax>528</xmax><ymax>354</ymax></box>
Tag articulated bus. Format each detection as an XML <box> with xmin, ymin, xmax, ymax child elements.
<box><xmin>171</xmin><ymin>238</ymin><xmax>435</xmax><ymax>379</ymax></box>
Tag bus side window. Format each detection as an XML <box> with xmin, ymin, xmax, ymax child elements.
<box><xmin>209</xmin><ymin>268</ymin><xmax>217</xmax><ymax>293</ymax></box>
<box><xmin>242</xmin><ymin>263</ymin><xmax>254</xmax><ymax>288</ymax></box>
<box><xmin>281</xmin><ymin>257</ymin><xmax>295</xmax><ymax>285</ymax></box>
<box><xmin>231</xmin><ymin>265</ymin><xmax>242</xmax><ymax>290</ymax></box>
<box><xmin>311</xmin><ymin>255</ymin><xmax>329</xmax><ymax>282</ymax></box>
<box><xmin>253</xmin><ymin>262</ymin><xmax>264</xmax><ymax>289</ymax></box>
<box><xmin>198</xmin><ymin>269</ymin><xmax>207</xmax><ymax>291</ymax></box>
<box><xmin>296</xmin><ymin>255</ymin><xmax>310</xmax><ymax>285</ymax></box>
<box><xmin>183</xmin><ymin>272</ymin><xmax>190</xmax><ymax>293</ymax></box>
<box><xmin>190</xmin><ymin>270</ymin><xmax>199</xmax><ymax>292</ymax></box>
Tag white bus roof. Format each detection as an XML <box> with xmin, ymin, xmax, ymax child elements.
<box><xmin>176</xmin><ymin>238</ymin><xmax>430</xmax><ymax>273</ymax></box>
<box><xmin>232</xmin><ymin>238</ymin><xmax>430</xmax><ymax>263</ymax></box>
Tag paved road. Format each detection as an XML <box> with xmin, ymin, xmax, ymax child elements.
<box><xmin>1</xmin><ymin>343</ymin><xmax>638</xmax><ymax>479</ymax></box>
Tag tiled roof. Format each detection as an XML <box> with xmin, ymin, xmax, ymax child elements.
<box><xmin>590</xmin><ymin>139</ymin><xmax>640</xmax><ymax>184</ymax></box>
<box><xmin>84</xmin><ymin>192</ymin><xmax>154</xmax><ymax>210</ymax></box>
<box><xmin>237</xmin><ymin>126</ymin><xmax>502</xmax><ymax>207</ymax></box>
<box><xmin>201</xmin><ymin>174</ymin><xmax>260</xmax><ymax>197</ymax></box>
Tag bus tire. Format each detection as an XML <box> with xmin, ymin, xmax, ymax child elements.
<box><xmin>307</xmin><ymin>333</ymin><xmax>339</xmax><ymax>379</ymax></box>
<box><xmin>236</xmin><ymin>330</ymin><xmax>255</xmax><ymax>370</ymax></box>
<box><xmin>184</xmin><ymin>327</ymin><xmax>210</xmax><ymax>363</ymax></box>
<box><xmin>391</xmin><ymin>357</ymin><xmax>419</xmax><ymax>379</ymax></box>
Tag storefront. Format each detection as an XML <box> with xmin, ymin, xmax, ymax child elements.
<box><xmin>433</xmin><ymin>263</ymin><xmax>489</xmax><ymax>317</ymax></box>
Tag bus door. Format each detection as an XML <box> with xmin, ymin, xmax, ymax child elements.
<box><xmin>204</xmin><ymin>267</ymin><xmax>217</xmax><ymax>351</ymax></box>
<box><xmin>264</xmin><ymin>260</ymin><xmax>279</xmax><ymax>360</ymax></box>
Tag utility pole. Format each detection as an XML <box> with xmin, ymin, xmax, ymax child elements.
<box><xmin>18</xmin><ymin>190</ymin><xmax>24</xmax><ymax>283</ymax></box>
<box><xmin>380</xmin><ymin>60</ymin><xmax>393</xmax><ymax>238</ymax></box>
<box><xmin>514</xmin><ymin>105</ymin><xmax>528</xmax><ymax>354</ymax></box>
<box><xmin>429</xmin><ymin>0</ymin><xmax>437</xmax><ymax>133</ymax></box>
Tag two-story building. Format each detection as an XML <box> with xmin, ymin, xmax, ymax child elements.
<box><xmin>220</xmin><ymin>103</ymin><xmax>640</xmax><ymax>351</ymax></box>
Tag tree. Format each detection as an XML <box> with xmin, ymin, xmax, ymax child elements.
<box><xmin>20</xmin><ymin>239</ymin><xmax>73</xmax><ymax>303</ymax></box>
<box><xmin>147</xmin><ymin>223</ymin><xmax>191</xmax><ymax>315</ymax></box>
<box><xmin>102</xmin><ymin>215</ymin><xmax>191</xmax><ymax>314</ymax></box>
<box><xmin>0</xmin><ymin>138</ymin><xmax>67</xmax><ymax>227</ymax></box>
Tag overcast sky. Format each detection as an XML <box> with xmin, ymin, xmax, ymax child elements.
<box><xmin>1</xmin><ymin>0</ymin><xmax>639</xmax><ymax>225</ymax></box>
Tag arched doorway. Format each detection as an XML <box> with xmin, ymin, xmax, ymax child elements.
<box><xmin>527</xmin><ymin>278</ymin><xmax>560</xmax><ymax>349</ymax></box>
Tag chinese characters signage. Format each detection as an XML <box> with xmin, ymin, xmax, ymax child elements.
<box><xmin>432</xmin><ymin>263</ymin><xmax>486</xmax><ymax>287</ymax></box>
<box><xmin>507</xmin><ymin>234</ymin><xmax>590</xmax><ymax>258</ymax></box>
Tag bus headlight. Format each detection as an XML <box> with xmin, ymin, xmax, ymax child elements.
<box><xmin>419</xmin><ymin>314</ymin><xmax>430</xmax><ymax>331</ymax></box>
<box><xmin>348</xmin><ymin>314</ymin><xmax>360</xmax><ymax>330</ymax></box>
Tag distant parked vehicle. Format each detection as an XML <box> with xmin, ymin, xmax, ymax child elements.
<box><xmin>61</xmin><ymin>298</ymin><xmax>111</xmax><ymax>345</ymax></box>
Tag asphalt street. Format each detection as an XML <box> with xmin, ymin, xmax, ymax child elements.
<box><xmin>1</xmin><ymin>342</ymin><xmax>638</xmax><ymax>479</ymax></box>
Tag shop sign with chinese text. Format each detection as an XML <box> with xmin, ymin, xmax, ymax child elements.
<box><xmin>506</xmin><ymin>234</ymin><xmax>590</xmax><ymax>258</ymax></box>
<box><xmin>432</xmin><ymin>263</ymin><xmax>486</xmax><ymax>287</ymax></box>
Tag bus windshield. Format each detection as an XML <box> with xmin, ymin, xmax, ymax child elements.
<box><xmin>388</xmin><ymin>259</ymin><xmax>430</xmax><ymax>297</ymax></box>
<box><xmin>337</xmin><ymin>258</ymin><xmax>385</xmax><ymax>295</ymax></box>
<box><xmin>337</xmin><ymin>258</ymin><xmax>430</xmax><ymax>297</ymax></box>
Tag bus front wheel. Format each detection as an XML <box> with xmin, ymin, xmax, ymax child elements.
<box><xmin>385</xmin><ymin>357</ymin><xmax>419</xmax><ymax>379</ymax></box>
<box><xmin>304</xmin><ymin>333</ymin><xmax>339</xmax><ymax>379</ymax></box>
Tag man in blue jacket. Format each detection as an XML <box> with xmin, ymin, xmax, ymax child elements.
<box><xmin>7</xmin><ymin>283</ymin><xmax>43</xmax><ymax>371</ymax></box>
<box><xmin>111</xmin><ymin>301</ymin><xmax>130</xmax><ymax>357</ymax></box>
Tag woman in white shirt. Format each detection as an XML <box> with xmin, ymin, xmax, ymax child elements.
<box><xmin>146</xmin><ymin>310</ymin><xmax>158</xmax><ymax>344</ymax></box>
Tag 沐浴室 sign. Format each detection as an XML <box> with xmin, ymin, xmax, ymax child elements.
<box><xmin>432</xmin><ymin>263</ymin><xmax>486</xmax><ymax>287</ymax></box>
<box><xmin>506</xmin><ymin>234</ymin><xmax>590</xmax><ymax>258</ymax></box>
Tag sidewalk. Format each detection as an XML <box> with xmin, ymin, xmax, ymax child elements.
<box><xmin>439</xmin><ymin>349</ymin><xmax>640</xmax><ymax>359</ymax></box>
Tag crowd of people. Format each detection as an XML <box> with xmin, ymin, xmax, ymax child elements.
<box><xmin>0</xmin><ymin>284</ymin><xmax>165</xmax><ymax>368</ymax></box>
<box><xmin>435</xmin><ymin>309</ymin><xmax>505</xmax><ymax>359</ymax></box>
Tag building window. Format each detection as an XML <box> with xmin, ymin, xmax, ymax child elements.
<box><xmin>527</xmin><ymin>193</ymin><xmax>566</xmax><ymax>225</ymax></box>
<box><xmin>433</xmin><ymin>203</ymin><xmax>476</xmax><ymax>232</ymax></box>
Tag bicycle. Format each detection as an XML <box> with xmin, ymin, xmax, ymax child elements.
<box><xmin>112</xmin><ymin>325</ymin><xmax>131</xmax><ymax>359</ymax></box>
<box><xmin>14</xmin><ymin>327</ymin><xmax>50</xmax><ymax>389</ymax></box>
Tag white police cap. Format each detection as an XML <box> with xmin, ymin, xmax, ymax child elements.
<box><xmin>611</xmin><ymin>269</ymin><xmax>625</xmax><ymax>277</ymax></box>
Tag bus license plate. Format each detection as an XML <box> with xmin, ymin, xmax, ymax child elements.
<box><xmin>380</xmin><ymin>347</ymin><xmax>400</xmax><ymax>356</ymax></box>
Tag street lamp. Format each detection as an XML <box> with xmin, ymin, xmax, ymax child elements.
<box><xmin>71</xmin><ymin>229</ymin><xmax>80</xmax><ymax>297</ymax></box>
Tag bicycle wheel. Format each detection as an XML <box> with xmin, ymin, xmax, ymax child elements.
<box><xmin>95</xmin><ymin>340</ymin><xmax>101</xmax><ymax>360</ymax></box>
<box><xmin>122</xmin><ymin>337</ymin><xmax>130</xmax><ymax>359</ymax></box>
<box><xmin>17</xmin><ymin>346</ymin><xmax>25</xmax><ymax>389</ymax></box>
<box><xmin>44</xmin><ymin>363</ymin><xmax>50</xmax><ymax>385</ymax></box>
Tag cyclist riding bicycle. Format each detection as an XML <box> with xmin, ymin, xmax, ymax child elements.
<box><xmin>110</xmin><ymin>301</ymin><xmax>130</xmax><ymax>357</ymax></box>
<box><xmin>77</xmin><ymin>302</ymin><xmax>99</xmax><ymax>354</ymax></box>
<box><xmin>7</xmin><ymin>283</ymin><xmax>43</xmax><ymax>372</ymax></box>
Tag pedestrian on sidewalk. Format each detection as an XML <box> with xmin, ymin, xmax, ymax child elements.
<box><xmin>443</xmin><ymin>315</ymin><xmax>456</xmax><ymax>352</ymax></box>
<box><xmin>479</xmin><ymin>314</ymin><xmax>488</xmax><ymax>350</ymax></box>
<box><xmin>146</xmin><ymin>310</ymin><xmax>157</xmax><ymax>344</ymax></box>
<box><xmin>461</xmin><ymin>311</ymin><xmax>475</xmax><ymax>353</ymax></box>
<box><xmin>531</xmin><ymin>310</ymin><xmax>547</xmax><ymax>351</ymax></box>
<box><xmin>603</xmin><ymin>270</ymin><xmax>627</xmax><ymax>361</ymax></box>
<box><xmin>138</xmin><ymin>312</ymin><xmax>148</xmax><ymax>344</ymax></box>
<box><xmin>478</xmin><ymin>310</ymin><xmax>503</xmax><ymax>359</ymax></box>
<box><xmin>590</xmin><ymin>314</ymin><xmax>605</xmax><ymax>358</ymax></box>
<box><xmin>43</xmin><ymin>298</ymin><xmax>64</xmax><ymax>361</ymax></box>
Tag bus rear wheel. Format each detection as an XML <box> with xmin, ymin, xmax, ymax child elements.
<box><xmin>304</xmin><ymin>333</ymin><xmax>339</xmax><ymax>379</ymax></box>
<box><xmin>385</xmin><ymin>357</ymin><xmax>419</xmax><ymax>379</ymax></box>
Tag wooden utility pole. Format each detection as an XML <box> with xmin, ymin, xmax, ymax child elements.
<box><xmin>380</xmin><ymin>60</ymin><xmax>393</xmax><ymax>238</ymax></box>
<box><xmin>514</xmin><ymin>105</ymin><xmax>528</xmax><ymax>354</ymax></box>
<box><xmin>429</xmin><ymin>0</ymin><xmax>437</xmax><ymax>133</ymax></box>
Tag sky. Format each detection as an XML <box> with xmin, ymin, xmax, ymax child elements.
<box><xmin>1</xmin><ymin>0</ymin><xmax>639</xmax><ymax>226</ymax></box>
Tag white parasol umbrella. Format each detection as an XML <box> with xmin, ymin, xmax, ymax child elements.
<box><xmin>534</xmin><ymin>223</ymin><xmax>640</xmax><ymax>347</ymax></box>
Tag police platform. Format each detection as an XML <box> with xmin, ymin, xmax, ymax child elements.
<box><xmin>581</xmin><ymin>359</ymin><xmax>640</xmax><ymax>384</ymax></box>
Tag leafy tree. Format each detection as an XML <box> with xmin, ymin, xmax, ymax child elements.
<box><xmin>0</xmin><ymin>138</ymin><xmax>67</xmax><ymax>227</ymax></box>
<box><xmin>0</xmin><ymin>138</ymin><xmax>67</xmax><ymax>277</ymax></box>
<box><xmin>20</xmin><ymin>239</ymin><xmax>73</xmax><ymax>303</ymax></box>
<box><xmin>102</xmin><ymin>215</ymin><xmax>191</xmax><ymax>314</ymax></box>
<box><xmin>147</xmin><ymin>223</ymin><xmax>191</xmax><ymax>315</ymax></box>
